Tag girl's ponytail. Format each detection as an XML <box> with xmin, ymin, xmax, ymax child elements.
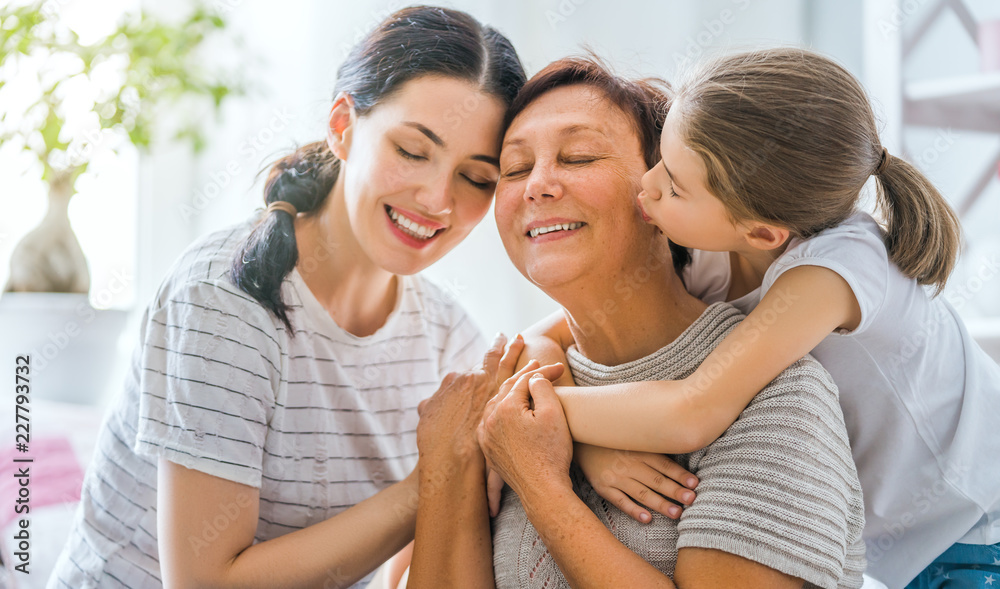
<box><xmin>672</xmin><ymin>48</ymin><xmax>963</xmax><ymax>295</ymax></box>
<box><xmin>230</xmin><ymin>142</ymin><xmax>339</xmax><ymax>332</ymax></box>
<box><xmin>874</xmin><ymin>151</ymin><xmax>962</xmax><ymax>293</ymax></box>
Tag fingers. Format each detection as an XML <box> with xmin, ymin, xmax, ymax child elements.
<box><xmin>494</xmin><ymin>364</ymin><xmax>565</xmax><ymax>414</ymax></box>
<box><xmin>497</xmin><ymin>334</ymin><xmax>525</xmax><ymax>384</ymax></box>
<box><xmin>487</xmin><ymin>469</ymin><xmax>505</xmax><ymax>518</ymax></box>
<box><xmin>532</xmin><ymin>363</ymin><xmax>565</xmax><ymax>384</ymax></box>
<box><xmin>603</xmin><ymin>486</ymin><xmax>655</xmax><ymax>525</ymax></box>
<box><xmin>417</xmin><ymin>398</ymin><xmax>428</xmax><ymax>417</ymax></box>
<box><xmin>643</xmin><ymin>468</ymin><xmax>696</xmax><ymax>508</ymax></box>
<box><xmin>503</xmin><ymin>358</ymin><xmax>540</xmax><ymax>390</ymax></box>
<box><xmin>526</xmin><ymin>369</ymin><xmax>565</xmax><ymax>414</ymax></box>
<box><xmin>646</xmin><ymin>454</ymin><xmax>699</xmax><ymax>490</ymax></box>
<box><xmin>621</xmin><ymin>474</ymin><xmax>685</xmax><ymax>519</ymax></box>
<box><xmin>631</xmin><ymin>456</ymin><xmax>696</xmax><ymax>507</ymax></box>
<box><xmin>482</xmin><ymin>333</ymin><xmax>508</xmax><ymax>378</ymax></box>
<box><xmin>495</xmin><ymin>358</ymin><xmax>540</xmax><ymax>406</ymax></box>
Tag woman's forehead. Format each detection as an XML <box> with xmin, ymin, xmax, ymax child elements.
<box><xmin>504</xmin><ymin>85</ymin><xmax>635</xmax><ymax>145</ymax></box>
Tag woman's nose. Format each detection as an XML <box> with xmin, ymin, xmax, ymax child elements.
<box><xmin>415</xmin><ymin>175</ymin><xmax>454</xmax><ymax>216</ymax></box>
<box><xmin>523</xmin><ymin>163</ymin><xmax>563</xmax><ymax>202</ymax></box>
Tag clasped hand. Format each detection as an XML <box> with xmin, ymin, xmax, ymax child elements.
<box><xmin>416</xmin><ymin>334</ymin><xmax>698</xmax><ymax>524</ymax></box>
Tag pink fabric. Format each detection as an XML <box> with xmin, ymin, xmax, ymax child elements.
<box><xmin>0</xmin><ymin>436</ymin><xmax>84</xmax><ymax>529</ymax></box>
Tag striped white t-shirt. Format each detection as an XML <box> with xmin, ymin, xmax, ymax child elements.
<box><xmin>49</xmin><ymin>216</ymin><xmax>486</xmax><ymax>589</ymax></box>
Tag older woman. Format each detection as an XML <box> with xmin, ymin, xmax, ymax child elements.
<box><xmin>407</xmin><ymin>58</ymin><xmax>866</xmax><ymax>589</ymax></box>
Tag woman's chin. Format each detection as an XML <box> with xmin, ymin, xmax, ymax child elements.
<box><xmin>378</xmin><ymin>252</ymin><xmax>439</xmax><ymax>276</ymax></box>
<box><xmin>523</xmin><ymin>259</ymin><xmax>589</xmax><ymax>291</ymax></box>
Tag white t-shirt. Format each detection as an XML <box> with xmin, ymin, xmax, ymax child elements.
<box><xmin>685</xmin><ymin>212</ymin><xmax>1000</xmax><ymax>587</ymax></box>
<box><xmin>49</xmin><ymin>217</ymin><xmax>486</xmax><ymax>589</ymax></box>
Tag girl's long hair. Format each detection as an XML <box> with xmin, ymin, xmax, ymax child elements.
<box><xmin>673</xmin><ymin>47</ymin><xmax>961</xmax><ymax>293</ymax></box>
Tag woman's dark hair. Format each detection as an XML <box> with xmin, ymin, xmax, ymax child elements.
<box><xmin>231</xmin><ymin>6</ymin><xmax>526</xmax><ymax>331</ymax></box>
<box><xmin>504</xmin><ymin>55</ymin><xmax>691</xmax><ymax>276</ymax></box>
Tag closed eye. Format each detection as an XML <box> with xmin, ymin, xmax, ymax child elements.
<box><xmin>463</xmin><ymin>175</ymin><xmax>494</xmax><ymax>190</ymax></box>
<box><xmin>397</xmin><ymin>146</ymin><xmax>426</xmax><ymax>161</ymax></box>
<box><xmin>501</xmin><ymin>166</ymin><xmax>531</xmax><ymax>178</ymax></box>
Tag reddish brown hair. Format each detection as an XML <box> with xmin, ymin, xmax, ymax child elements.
<box><xmin>505</xmin><ymin>55</ymin><xmax>690</xmax><ymax>274</ymax></box>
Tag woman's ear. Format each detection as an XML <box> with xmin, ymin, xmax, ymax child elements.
<box><xmin>741</xmin><ymin>222</ymin><xmax>790</xmax><ymax>251</ymax></box>
<box><xmin>327</xmin><ymin>92</ymin><xmax>355</xmax><ymax>160</ymax></box>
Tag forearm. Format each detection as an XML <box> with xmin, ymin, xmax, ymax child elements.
<box><xmin>518</xmin><ymin>481</ymin><xmax>675</xmax><ymax>589</ymax></box>
<box><xmin>222</xmin><ymin>476</ymin><xmax>418</xmax><ymax>589</ymax></box>
<box><xmin>557</xmin><ymin>379</ymin><xmax>725</xmax><ymax>453</ymax></box>
<box><xmin>408</xmin><ymin>459</ymin><xmax>494</xmax><ymax>588</ymax></box>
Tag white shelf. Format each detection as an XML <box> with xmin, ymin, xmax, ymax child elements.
<box><xmin>904</xmin><ymin>73</ymin><xmax>1000</xmax><ymax>132</ymax></box>
<box><xmin>906</xmin><ymin>72</ymin><xmax>1000</xmax><ymax>107</ymax></box>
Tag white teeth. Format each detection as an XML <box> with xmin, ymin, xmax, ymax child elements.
<box><xmin>528</xmin><ymin>222</ymin><xmax>584</xmax><ymax>238</ymax></box>
<box><xmin>389</xmin><ymin>207</ymin><xmax>438</xmax><ymax>239</ymax></box>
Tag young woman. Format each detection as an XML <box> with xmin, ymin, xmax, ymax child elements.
<box><xmin>49</xmin><ymin>7</ymin><xmax>525</xmax><ymax>588</ymax></box>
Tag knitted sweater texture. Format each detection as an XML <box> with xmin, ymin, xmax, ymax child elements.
<box><xmin>492</xmin><ymin>303</ymin><xmax>866</xmax><ymax>589</ymax></box>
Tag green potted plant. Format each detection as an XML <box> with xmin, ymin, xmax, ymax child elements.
<box><xmin>0</xmin><ymin>1</ymin><xmax>246</xmax><ymax>403</ymax></box>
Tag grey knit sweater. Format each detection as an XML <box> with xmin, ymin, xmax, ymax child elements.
<box><xmin>492</xmin><ymin>303</ymin><xmax>866</xmax><ymax>589</ymax></box>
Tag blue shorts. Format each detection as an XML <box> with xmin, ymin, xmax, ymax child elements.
<box><xmin>905</xmin><ymin>542</ymin><xmax>1000</xmax><ymax>588</ymax></box>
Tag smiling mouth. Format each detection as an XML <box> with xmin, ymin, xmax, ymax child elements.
<box><xmin>386</xmin><ymin>205</ymin><xmax>444</xmax><ymax>240</ymax></box>
<box><xmin>527</xmin><ymin>222</ymin><xmax>586</xmax><ymax>238</ymax></box>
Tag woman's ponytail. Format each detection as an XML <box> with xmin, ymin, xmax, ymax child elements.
<box><xmin>874</xmin><ymin>152</ymin><xmax>962</xmax><ymax>294</ymax></box>
<box><xmin>230</xmin><ymin>141</ymin><xmax>339</xmax><ymax>332</ymax></box>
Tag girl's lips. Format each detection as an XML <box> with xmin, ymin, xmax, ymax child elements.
<box><xmin>637</xmin><ymin>195</ymin><xmax>653</xmax><ymax>223</ymax></box>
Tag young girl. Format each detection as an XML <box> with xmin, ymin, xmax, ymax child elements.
<box><xmin>50</xmin><ymin>7</ymin><xmax>525</xmax><ymax>588</ymax></box>
<box><xmin>524</xmin><ymin>48</ymin><xmax>1000</xmax><ymax>588</ymax></box>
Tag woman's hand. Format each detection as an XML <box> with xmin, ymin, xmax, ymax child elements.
<box><xmin>415</xmin><ymin>333</ymin><xmax>510</xmax><ymax>468</ymax></box>
<box><xmin>574</xmin><ymin>443</ymin><xmax>699</xmax><ymax>523</ymax></box>
<box><xmin>408</xmin><ymin>333</ymin><xmax>523</xmax><ymax>589</ymax></box>
<box><xmin>478</xmin><ymin>365</ymin><xmax>572</xmax><ymax>499</ymax></box>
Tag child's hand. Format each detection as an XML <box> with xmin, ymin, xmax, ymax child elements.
<box><xmin>574</xmin><ymin>443</ymin><xmax>698</xmax><ymax>523</ymax></box>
